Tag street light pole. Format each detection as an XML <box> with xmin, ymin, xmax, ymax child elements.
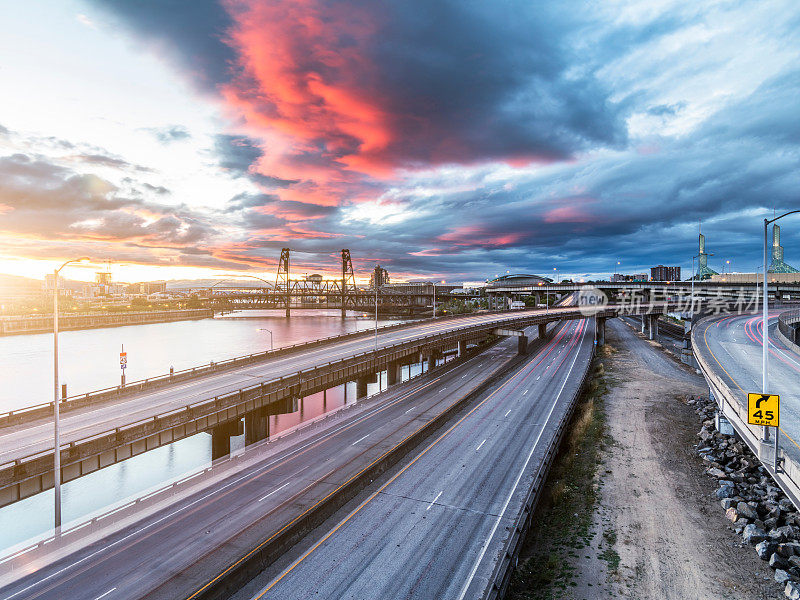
<box><xmin>432</xmin><ymin>282</ymin><xmax>436</xmax><ymax>318</ymax></box>
<box><xmin>761</xmin><ymin>210</ymin><xmax>800</xmax><ymax>461</ymax></box>
<box><xmin>374</xmin><ymin>282</ymin><xmax>378</xmax><ymax>352</ymax></box>
<box><xmin>53</xmin><ymin>256</ymin><xmax>89</xmax><ymax>529</ymax></box>
<box><xmin>259</xmin><ymin>328</ymin><xmax>273</xmax><ymax>351</ymax></box>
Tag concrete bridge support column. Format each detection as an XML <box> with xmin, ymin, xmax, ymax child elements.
<box><xmin>517</xmin><ymin>334</ymin><xmax>529</xmax><ymax>355</ymax></box>
<box><xmin>641</xmin><ymin>316</ymin><xmax>646</xmax><ymax>334</ymax></box>
<box><xmin>596</xmin><ymin>317</ymin><xmax>606</xmax><ymax>346</ymax></box>
<box><xmin>356</xmin><ymin>376</ymin><xmax>369</xmax><ymax>399</ymax></box>
<box><xmin>458</xmin><ymin>340</ymin><xmax>467</xmax><ymax>357</ymax></box>
<box><xmin>244</xmin><ymin>406</ymin><xmax>270</xmax><ymax>446</ymax></box>
<box><xmin>538</xmin><ymin>323</ymin><xmax>547</xmax><ymax>339</ymax></box>
<box><xmin>648</xmin><ymin>315</ymin><xmax>659</xmax><ymax>340</ymax></box>
<box><xmin>387</xmin><ymin>360</ymin><xmax>402</xmax><ymax>385</ymax></box>
<box><xmin>211</xmin><ymin>419</ymin><xmax>243</xmax><ymax>460</ymax></box>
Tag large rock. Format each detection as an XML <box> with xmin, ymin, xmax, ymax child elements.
<box><xmin>716</xmin><ymin>485</ymin><xmax>735</xmax><ymax>500</ymax></box>
<box><xmin>789</xmin><ymin>555</ymin><xmax>800</xmax><ymax>570</ymax></box>
<box><xmin>707</xmin><ymin>467</ymin><xmax>727</xmax><ymax>479</ymax></box>
<box><xmin>757</xmin><ymin>540</ymin><xmax>778</xmax><ymax>560</ymax></box>
<box><xmin>726</xmin><ymin>507</ymin><xmax>740</xmax><ymax>522</ymax></box>
<box><xmin>744</xmin><ymin>524</ymin><xmax>769</xmax><ymax>545</ymax></box>
<box><xmin>737</xmin><ymin>502</ymin><xmax>759</xmax><ymax>521</ymax></box>
<box><xmin>772</xmin><ymin>526</ymin><xmax>796</xmax><ymax>543</ymax></box>
<box><xmin>775</xmin><ymin>569</ymin><xmax>792</xmax><ymax>585</ymax></box>
<box><xmin>778</xmin><ymin>543</ymin><xmax>799</xmax><ymax>558</ymax></box>
<box><xmin>787</xmin><ymin>580</ymin><xmax>800</xmax><ymax>600</ymax></box>
<box><xmin>721</xmin><ymin>498</ymin><xmax>736</xmax><ymax>510</ymax></box>
<box><xmin>772</xmin><ymin>553</ymin><xmax>791</xmax><ymax>570</ymax></box>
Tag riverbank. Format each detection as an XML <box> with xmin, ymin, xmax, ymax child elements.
<box><xmin>0</xmin><ymin>309</ymin><xmax>214</xmax><ymax>335</ymax></box>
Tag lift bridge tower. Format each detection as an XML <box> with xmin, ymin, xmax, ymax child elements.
<box><xmin>276</xmin><ymin>248</ymin><xmax>290</xmax><ymax>317</ymax></box>
<box><xmin>341</xmin><ymin>249</ymin><xmax>357</xmax><ymax>318</ymax></box>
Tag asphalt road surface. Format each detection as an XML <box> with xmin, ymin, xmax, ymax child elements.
<box><xmin>234</xmin><ymin>318</ymin><xmax>594</xmax><ymax>600</ymax></box>
<box><xmin>1</xmin><ymin>308</ymin><xmax>586</xmax><ymax>465</ymax></box>
<box><xmin>0</xmin><ymin>320</ymin><xmax>581</xmax><ymax>600</ymax></box>
<box><xmin>695</xmin><ymin>310</ymin><xmax>800</xmax><ymax>463</ymax></box>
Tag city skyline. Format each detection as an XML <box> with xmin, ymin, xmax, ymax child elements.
<box><xmin>1</xmin><ymin>1</ymin><xmax>799</xmax><ymax>283</ymax></box>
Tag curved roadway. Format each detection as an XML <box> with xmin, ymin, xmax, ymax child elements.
<box><xmin>695</xmin><ymin>309</ymin><xmax>800</xmax><ymax>463</ymax></box>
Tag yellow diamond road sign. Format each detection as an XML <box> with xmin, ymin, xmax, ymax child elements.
<box><xmin>748</xmin><ymin>393</ymin><xmax>779</xmax><ymax>427</ymax></box>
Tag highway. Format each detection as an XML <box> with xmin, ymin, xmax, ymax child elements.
<box><xmin>234</xmin><ymin>318</ymin><xmax>594</xmax><ymax>600</ymax></box>
<box><xmin>695</xmin><ymin>309</ymin><xmax>800</xmax><ymax>463</ymax></box>
<box><xmin>0</xmin><ymin>308</ymin><xmax>589</xmax><ymax>467</ymax></box>
<box><xmin>0</xmin><ymin>319</ymin><xmax>585</xmax><ymax>600</ymax></box>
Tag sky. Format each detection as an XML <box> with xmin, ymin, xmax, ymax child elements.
<box><xmin>1</xmin><ymin>0</ymin><xmax>799</xmax><ymax>284</ymax></box>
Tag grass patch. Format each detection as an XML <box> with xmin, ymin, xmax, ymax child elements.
<box><xmin>507</xmin><ymin>356</ymin><xmax>611</xmax><ymax>600</ymax></box>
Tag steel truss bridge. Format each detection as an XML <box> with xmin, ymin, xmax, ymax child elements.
<box><xmin>207</xmin><ymin>248</ymin><xmax>458</xmax><ymax>316</ymax></box>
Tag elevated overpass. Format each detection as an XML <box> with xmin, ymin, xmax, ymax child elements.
<box><xmin>0</xmin><ymin>303</ymin><xmax>675</xmax><ymax>508</ymax></box>
<box><xmin>486</xmin><ymin>279</ymin><xmax>800</xmax><ymax>308</ymax></box>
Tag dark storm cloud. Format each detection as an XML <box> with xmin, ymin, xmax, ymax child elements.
<box><xmin>91</xmin><ymin>0</ymin><xmax>627</xmax><ymax>172</ymax></box>
<box><xmin>88</xmin><ymin>0</ymin><xmax>237</xmax><ymax>92</ymax></box>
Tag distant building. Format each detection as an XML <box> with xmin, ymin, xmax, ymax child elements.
<box><xmin>369</xmin><ymin>265</ymin><xmax>391</xmax><ymax>288</ymax></box>
<box><xmin>126</xmin><ymin>281</ymin><xmax>167</xmax><ymax>295</ymax></box>
<box><xmin>485</xmin><ymin>274</ymin><xmax>553</xmax><ymax>288</ymax></box>
<box><xmin>651</xmin><ymin>265</ymin><xmax>681</xmax><ymax>281</ymax></box>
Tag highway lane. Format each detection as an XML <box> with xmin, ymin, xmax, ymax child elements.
<box><xmin>0</xmin><ymin>322</ymin><xmax>566</xmax><ymax>600</ymax></box>
<box><xmin>0</xmin><ymin>308</ymin><xmax>585</xmax><ymax>465</ymax></box>
<box><xmin>696</xmin><ymin>310</ymin><xmax>800</xmax><ymax>464</ymax></box>
<box><xmin>235</xmin><ymin>318</ymin><xmax>594</xmax><ymax>600</ymax></box>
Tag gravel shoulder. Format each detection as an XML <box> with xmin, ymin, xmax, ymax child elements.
<box><xmin>511</xmin><ymin>317</ymin><xmax>781</xmax><ymax>600</ymax></box>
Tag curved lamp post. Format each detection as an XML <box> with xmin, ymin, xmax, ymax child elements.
<box><xmin>53</xmin><ymin>256</ymin><xmax>89</xmax><ymax>528</ymax></box>
<box><xmin>762</xmin><ymin>210</ymin><xmax>800</xmax><ymax>460</ymax></box>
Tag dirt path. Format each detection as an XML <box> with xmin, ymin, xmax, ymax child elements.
<box><xmin>512</xmin><ymin>317</ymin><xmax>781</xmax><ymax>599</ymax></box>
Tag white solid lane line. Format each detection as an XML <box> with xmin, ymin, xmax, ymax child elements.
<box><xmin>94</xmin><ymin>588</ymin><xmax>116</xmax><ymax>600</ymax></box>
<box><xmin>352</xmin><ymin>433</ymin><xmax>370</xmax><ymax>446</ymax></box>
<box><xmin>258</xmin><ymin>482</ymin><xmax>291</xmax><ymax>502</ymax></box>
<box><xmin>522</xmin><ymin>389</ymin><xmax>528</xmax><ymax>395</ymax></box>
<box><xmin>426</xmin><ymin>491</ymin><xmax>443</xmax><ymax>511</ymax></box>
<box><xmin>504</xmin><ymin>409</ymin><xmax>511</xmax><ymax>417</ymax></box>
<box><xmin>476</xmin><ymin>439</ymin><xmax>486</xmax><ymax>451</ymax></box>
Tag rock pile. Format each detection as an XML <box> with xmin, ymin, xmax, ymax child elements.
<box><xmin>693</xmin><ymin>395</ymin><xmax>800</xmax><ymax>598</ymax></box>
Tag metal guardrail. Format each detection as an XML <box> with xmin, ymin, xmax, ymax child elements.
<box><xmin>692</xmin><ymin>317</ymin><xmax>800</xmax><ymax>510</ymax></box>
<box><xmin>779</xmin><ymin>309</ymin><xmax>800</xmax><ymax>346</ymax></box>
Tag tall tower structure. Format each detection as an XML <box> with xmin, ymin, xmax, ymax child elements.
<box><xmin>695</xmin><ymin>231</ymin><xmax>718</xmax><ymax>280</ymax></box>
<box><xmin>768</xmin><ymin>224</ymin><xmax>799</xmax><ymax>273</ymax></box>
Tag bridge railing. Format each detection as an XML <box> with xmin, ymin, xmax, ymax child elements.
<box><xmin>778</xmin><ymin>309</ymin><xmax>800</xmax><ymax>347</ymax></box>
<box><xmin>693</xmin><ymin>316</ymin><xmax>800</xmax><ymax>510</ymax></box>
